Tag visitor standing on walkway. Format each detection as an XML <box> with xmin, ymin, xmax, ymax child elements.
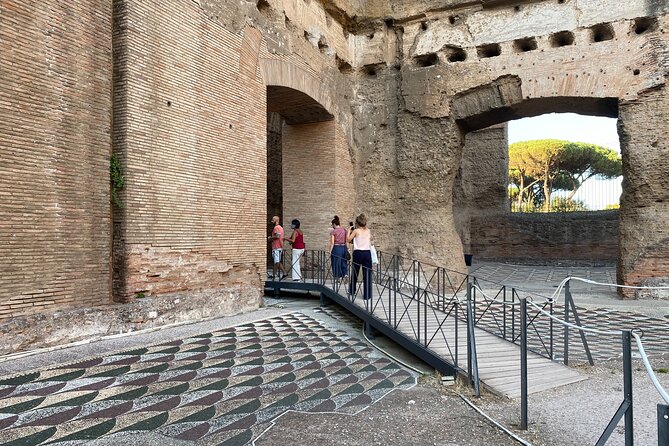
<box><xmin>347</xmin><ymin>214</ymin><xmax>372</xmax><ymax>300</ymax></box>
<box><xmin>268</xmin><ymin>215</ymin><xmax>287</xmax><ymax>280</ymax></box>
<box><xmin>329</xmin><ymin>216</ymin><xmax>349</xmax><ymax>281</ymax></box>
<box><xmin>285</xmin><ymin>219</ymin><xmax>305</xmax><ymax>281</ymax></box>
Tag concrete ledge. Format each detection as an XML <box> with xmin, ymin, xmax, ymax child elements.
<box><xmin>0</xmin><ymin>285</ymin><xmax>262</xmax><ymax>356</ymax></box>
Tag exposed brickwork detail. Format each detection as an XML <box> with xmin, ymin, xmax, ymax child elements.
<box><xmin>0</xmin><ymin>0</ymin><xmax>113</xmax><ymax>319</ymax></box>
<box><xmin>6</xmin><ymin>0</ymin><xmax>669</xmax><ymax>338</ymax></box>
<box><xmin>283</xmin><ymin>120</ymin><xmax>354</xmax><ymax>250</ymax></box>
<box><xmin>112</xmin><ymin>0</ymin><xmax>267</xmax><ymax>301</ymax></box>
<box><xmin>471</xmin><ymin>212</ymin><xmax>619</xmax><ymax>266</ymax></box>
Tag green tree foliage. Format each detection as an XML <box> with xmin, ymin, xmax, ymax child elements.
<box><xmin>508</xmin><ymin>139</ymin><xmax>622</xmax><ymax>212</ymax></box>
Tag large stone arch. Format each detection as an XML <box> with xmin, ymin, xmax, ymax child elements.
<box><xmin>448</xmin><ymin>74</ymin><xmax>669</xmax><ymax>293</ymax></box>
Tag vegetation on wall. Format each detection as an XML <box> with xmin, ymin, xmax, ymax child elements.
<box><xmin>508</xmin><ymin>139</ymin><xmax>622</xmax><ymax>212</ymax></box>
<box><xmin>110</xmin><ymin>154</ymin><xmax>125</xmax><ymax>208</ymax></box>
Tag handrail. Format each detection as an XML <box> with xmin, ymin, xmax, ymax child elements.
<box><xmin>274</xmin><ymin>249</ymin><xmax>669</xmax><ymax>445</ymax></box>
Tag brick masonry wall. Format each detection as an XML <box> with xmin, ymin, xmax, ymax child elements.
<box><xmin>113</xmin><ymin>1</ymin><xmax>267</xmax><ymax>301</ymax></box>
<box><xmin>471</xmin><ymin>211</ymin><xmax>619</xmax><ymax>265</ymax></box>
<box><xmin>283</xmin><ymin>120</ymin><xmax>338</xmax><ymax>251</ymax></box>
<box><xmin>0</xmin><ymin>0</ymin><xmax>113</xmax><ymax>319</ymax></box>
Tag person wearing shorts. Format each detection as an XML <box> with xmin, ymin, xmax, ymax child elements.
<box><xmin>268</xmin><ymin>215</ymin><xmax>287</xmax><ymax>280</ymax></box>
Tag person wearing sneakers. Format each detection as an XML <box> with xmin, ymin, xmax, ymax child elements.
<box><xmin>268</xmin><ymin>215</ymin><xmax>288</xmax><ymax>280</ymax></box>
<box><xmin>347</xmin><ymin>213</ymin><xmax>372</xmax><ymax>301</ymax></box>
<box><xmin>285</xmin><ymin>219</ymin><xmax>305</xmax><ymax>281</ymax></box>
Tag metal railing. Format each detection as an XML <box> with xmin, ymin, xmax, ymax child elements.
<box><xmin>268</xmin><ymin>250</ymin><xmax>669</xmax><ymax>445</ymax></box>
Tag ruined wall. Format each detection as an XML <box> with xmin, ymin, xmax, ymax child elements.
<box><xmin>112</xmin><ymin>1</ymin><xmax>268</xmax><ymax>304</ymax></box>
<box><xmin>454</xmin><ymin>125</ymin><xmax>508</xmax><ymax>251</ymax></box>
<box><xmin>349</xmin><ymin>0</ymin><xmax>669</xmax><ymax>287</ymax></box>
<box><xmin>6</xmin><ymin>0</ymin><xmax>669</xmax><ymax>339</ymax></box>
<box><xmin>471</xmin><ymin>211</ymin><xmax>619</xmax><ymax>265</ymax></box>
<box><xmin>0</xmin><ymin>0</ymin><xmax>112</xmax><ymax>319</ymax></box>
<box><xmin>618</xmin><ymin>89</ymin><xmax>669</xmax><ymax>295</ymax></box>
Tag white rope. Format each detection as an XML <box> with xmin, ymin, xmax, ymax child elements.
<box><xmin>569</xmin><ymin>276</ymin><xmax>669</xmax><ymax>290</ymax></box>
<box><xmin>361</xmin><ymin>322</ymin><xmax>426</xmax><ymax>376</ymax></box>
<box><xmin>526</xmin><ymin>300</ymin><xmax>620</xmax><ymax>336</ymax></box>
<box><xmin>458</xmin><ymin>394</ymin><xmax>535</xmax><ymax>446</ymax></box>
<box><xmin>632</xmin><ymin>332</ymin><xmax>669</xmax><ymax>404</ymax></box>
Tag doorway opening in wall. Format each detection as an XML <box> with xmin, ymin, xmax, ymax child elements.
<box><xmin>456</xmin><ymin>105</ymin><xmax>623</xmax><ymax>267</ymax></box>
<box><xmin>507</xmin><ymin>113</ymin><xmax>622</xmax><ymax>214</ymax></box>
<box><xmin>265</xmin><ymin>85</ymin><xmax>349</xmax><ymax>280</ymax></box>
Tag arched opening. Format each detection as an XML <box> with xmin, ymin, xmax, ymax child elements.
<box><xmin>453</xmin><ymin>98</ymin><xmax>622</xmax><ymax>267</ymax></box>
<box><xmin>265</xmin><ymin>85</ymin><xmax>354</xmax><ymax>275</ymax></box>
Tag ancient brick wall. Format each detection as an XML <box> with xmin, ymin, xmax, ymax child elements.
<box><xmin>112</xmin><ymin>1</ymin><xmax>267</xmax><ymax>301</ymax></box>
<box><xmin>0</xmin><ymin>0</ymin><xmax>113</xmax><ymax>319</ymax></box>
<box><xmin>283</xmin><ymin>120</ymin><xmax>353</xmax><ymax>251</ymax></box>
<box><xmin>471</xmin><ymin>211</ymin><xmax>619</xmax><ymax>265</ymax></box>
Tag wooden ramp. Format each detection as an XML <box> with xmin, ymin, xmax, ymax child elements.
<box><xmin>325</xmin><ymin>282</ymin><xmax>587</xmax><ymax>399</ymax></box>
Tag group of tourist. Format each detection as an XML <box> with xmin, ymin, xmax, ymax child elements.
<box><xmin>268</xmin><ymin>214</ymin><xmax>374</xmax><ymax>300</ymax></box>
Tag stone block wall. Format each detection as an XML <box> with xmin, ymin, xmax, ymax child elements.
<box><xmin>0</xmin><ymin>0</ymin><xmax>113</xmax><ymax>319</ymax></box>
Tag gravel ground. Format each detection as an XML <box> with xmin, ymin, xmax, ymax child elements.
<box><xmin>255</xmin><ymin>381</ymin><xmax>520</xmax><ymax>446</ymax></box>
<box><xmin>476</xmin><ymin>359</ymin><xmax>669</xmax><ymax>446</ymax></box>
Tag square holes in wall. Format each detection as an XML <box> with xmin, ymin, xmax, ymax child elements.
<box><xmin>477</xmin><ymin>43</ymin><xmax>501</xmax><ymax>59</ymax></box>
<box><xmin>513</xmin><ymin>37</ymin><xmax>537</xmax><ymax>53</ymax></box>
<box><xmin>550</xmin><ymin>31</ymin><xmax>575</xmax><ymax>47</ymax></box>
<box><xmin>413</xmin><ymin>52</ymin><xmax>439</xmax><ymax>67</ymax></box>
<box><xmin>590</xmin><ymin>23</ymin><xmax>615</xmax><ymax>42</ymax></box>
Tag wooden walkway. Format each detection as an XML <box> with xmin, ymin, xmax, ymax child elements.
<box><xmin>324</xmin><ymin>281</ymin><xmax>587</xmax><ymax>399</ymax></box>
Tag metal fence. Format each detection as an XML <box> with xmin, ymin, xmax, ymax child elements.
<box><xmin>509</xmin><ymin>177</ymin><xmax>622</xmax><ymax>213</ymax></box>
<box><xmin>268</xmin><ymin>249</ymin><xmax>669</xmax><ymax>445</ymax></box>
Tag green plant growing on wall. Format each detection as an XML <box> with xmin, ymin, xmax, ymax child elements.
<box><xmin>110</xmin><ymin>154</ymin><xmax>125</xmax><ymax>208</ymax></box>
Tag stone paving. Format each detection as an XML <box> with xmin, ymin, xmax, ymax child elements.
<box><xmin>0</xmin><ymin>313</ymin><xmax>414</xmax><ymax>445</ymax></box>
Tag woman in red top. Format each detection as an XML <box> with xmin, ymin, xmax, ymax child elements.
<box><xmin>285</xmin><ymin>219</ymin><xmax>305</xmax><ymax>281</ymax></box>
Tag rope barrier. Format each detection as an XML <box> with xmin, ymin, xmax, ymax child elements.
<box><xmin>632</xmin><ymin>332</ymin><xmax>669</xmax><ymax>404</ymax></box>
<box><xmin>526</xmin><ymin>299</ymin><xmax>620</xmax><ymax>336</ymax></box>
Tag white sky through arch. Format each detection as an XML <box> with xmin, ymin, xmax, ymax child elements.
<box><xmin>507</xmin><ymin>113</ymin><xmax>622</xmax><ymax>210</ymax></box>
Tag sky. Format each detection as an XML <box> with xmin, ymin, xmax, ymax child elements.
<box><xmin>507</xmin><ymin>113</ymin><xmax>622</xmax><ymax>210</ymax></box>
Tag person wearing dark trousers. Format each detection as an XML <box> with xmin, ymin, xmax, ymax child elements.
<box><xmin>329</xmin><ymin>215</ymin><xmax>348</xmax><ymax>281</ymax></box>
<box><xmin>347</xmin><ymin>213</ymin><xmax>372</xmax><ymax>301</ymax></box>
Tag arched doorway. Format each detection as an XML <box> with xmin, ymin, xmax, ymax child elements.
<box><xmin>264</xmin><ymin>84</ymin><xmax>354</xmax><ymax>272</ymax></box>
<box><xmin>454</xmin><ymin>110</ymin><xmax>622</xmax><ymax>267</ymax></box>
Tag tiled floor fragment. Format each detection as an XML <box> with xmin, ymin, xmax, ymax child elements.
<box><xmin>0</xmin><ymin>313</ymin><xmax>414</xmax><ymax>445</ymax></box>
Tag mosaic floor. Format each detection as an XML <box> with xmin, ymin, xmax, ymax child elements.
<box><xmin>474</xmin><ymin>302</ymin><xmax>669</xmax><ymax>362</ymax></box>
<box><xmin>0</xmin><ymin>313</ymin><xmax>414</xmax><ymax>446</ymax></box>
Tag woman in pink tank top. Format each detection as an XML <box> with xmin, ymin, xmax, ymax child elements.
<box><xmin>329</xmin><ymin>215</ymin><xmax>348</xmax><ymax>280</ymax></box>
<box><xmin>347</xmin><ymin>213</ymin><xmax>372</xmax><ymax>301</ymax></box>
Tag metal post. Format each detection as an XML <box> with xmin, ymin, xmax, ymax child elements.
<box><xmin>566</xmin><ymin>287</ymin><xmax>594</xmax><ymax>366</ymax></box>
<box><xmin>564</xmin><ymin>280</ymin><xmax>570</xmax><ymax>365</ymax></box>
<box><xmin>623</xmin><ymin>330</ymin><xmax>634</xmax><ymax>446</ymax></box>
<box><xmin>466</xmin><ymin>281</ymin><xmax>472</xmax><ymax>383</ymax></box>
<box><xmin>319</xmin><ymin>292</ymin><xmax>326</xmax><ymax>307</ymax></box>
<box><xmin>659</xmin><ymin>404</ymin><xmax>669</xmax><ymax>446</ymax></box>
<box><xmin>520</xmin><ymin>298</ymin><xmax>528</xmax><ymax>430</ymax></box>
<box><xmin>511</xmin><ymin>288</ymin><xmax>516</xmax><ymax>342</ymax></box>
<box><xmin>455</xmin><ymin>301</ymin><xmax>459</xmax><ymax>366</ymax></box>
<box><xmin>393</xmin><ymin>277</ymin><xmax>397</xmax><ymax>328</ymax></box>
<box><xmin>596</xmin><ymin>331</ymin><xmax>634</xmax><ymax>446</ymax></box>
<box><xmin>503</xmin><ymin>286</ymin><xmax>507</xmax><ymax>340</ymax></box>
<box><xmin>549</xmin><ymin>300</ymin><xmax>554</xmax><ymax>360</ymax></box>
<box><xmin>417</xmin><ymin>262</ymin><xmax>421</xmax><ymax>344</ymax></box>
